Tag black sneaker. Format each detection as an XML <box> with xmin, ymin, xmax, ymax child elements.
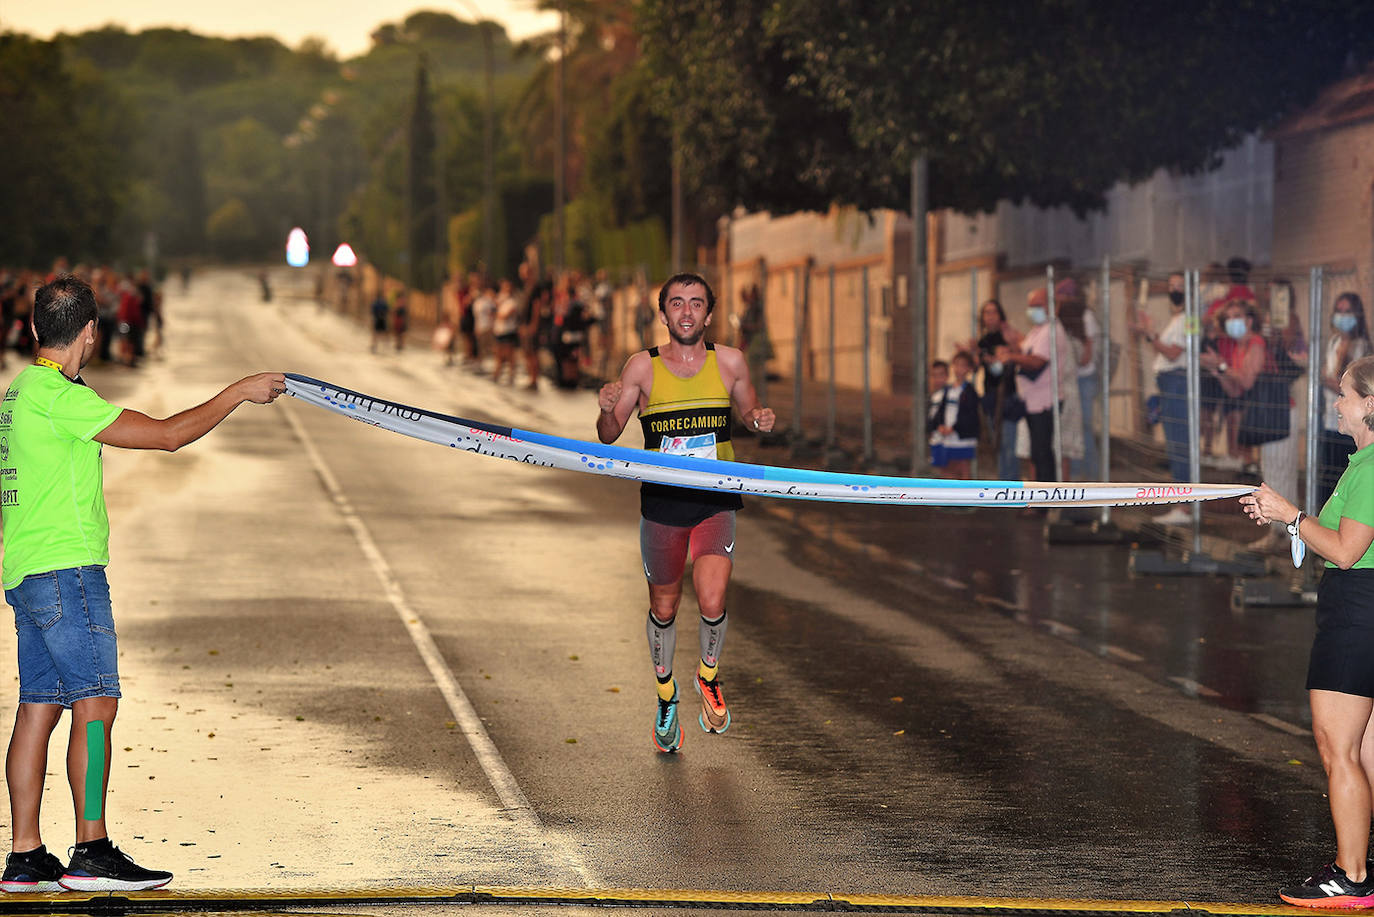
<box><xmin>1280</xmin><ymin>862</ymin><xmax>1374</xmax><ymax>908</ymax></box>
<box><xmin>59</xmin><ymin>842</ymin><xmax>171</xmax><ymax>892</ymax></box>
<box><xmin>1</xmin><ymin>846</ymin><xmax>67</xmax><ymax>893</ymax></box>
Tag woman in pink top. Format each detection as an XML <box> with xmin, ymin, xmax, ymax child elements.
<box><xmin>1201</xmin><ymin>299</ymin><xmax>1265</xmax><ymax>468</ymax></box>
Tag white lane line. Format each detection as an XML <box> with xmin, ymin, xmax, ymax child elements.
<box><xmin>1102</xmin><ymin>645</ymin><xmax>1144</xmax><ymax>663</ymax></box>
<box><xmin>1249</xmin><ymin>713</ymin><xmax>1311</xmax><ymax>737</ymax></box>
<box><xmin>278</xmin><ymin>401</ymin><xmax>596</xmax><ymax>885</ymax></box>
<box><xmin>1168</xmin><ymin>676</ymin><xmax>1221</xmax><ymax>698</ymax></box>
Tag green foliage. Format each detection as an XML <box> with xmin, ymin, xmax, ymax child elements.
<box><xmin>205</xmin><ymin>198</ymin><xmax>259</xmax><ymax>259</ymax></box>
<box><xmin>586</xmin><ymin>62</ymin><xmax>672</xmax><ymax>225</ymax></box>
<box><xmin>639</xmin><ymin>0</ymin><xmax>1374</xmax><ymax>215</ymax></box>
<box><xmin>0</xmin><ymin>35</ymin><xmax>137</xmax><ymax>266</ymax></box>
<box><xmin>8</xmin><ymin>16</ymin><xmax>536</xmax><ymax>273</ymax></box>
<box><xmin>408</xmin><ymin>60</ymin><xmax>441</xmax><ymax>291</ymax></box>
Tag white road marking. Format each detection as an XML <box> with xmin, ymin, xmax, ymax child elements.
<box><xmin>1249</xmin><ymin>713</ymin><xmax>1311</xmax><ymax>736</ymax></box>
<box><xmin>1102</xmin><ymin>645</ymin><xmax>1144</xmax><ymax>663</ymax></box>
<box><xmin>1168</xmin><ymin>676</ymin><xmax>1221</xmax><ymax>698</ymax></box>
<box><xmin>278</xmin><ymin>401</ymin><xmax>597</xmax><ymax>886</ymax></box>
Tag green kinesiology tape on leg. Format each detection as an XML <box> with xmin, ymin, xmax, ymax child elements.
<box><xmin>84</xmin><ymin>721</ymin><xmax>104</xmax><ymax>821</ymax></box>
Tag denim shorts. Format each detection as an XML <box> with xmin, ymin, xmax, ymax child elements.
<box><xmin>6</xmin><ymin>566</ymin><xmax>121</xmax><ymax>706</ymax></box>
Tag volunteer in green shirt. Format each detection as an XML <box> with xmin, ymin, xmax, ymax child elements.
<box><xmin>1244</xmin><ymin>353</ymin><xmax>1374</xmax><ymax>908</ymax></box>
<box><xmin>0</xmin><ymin>275</ymin><xmax>285</xmax><ymax>894</ymax></box>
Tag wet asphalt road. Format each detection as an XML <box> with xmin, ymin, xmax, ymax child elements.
<box><xmin>0</xmin><ymin>269</ymin><xmax>1339</xmax><ymax>907</ymax></box>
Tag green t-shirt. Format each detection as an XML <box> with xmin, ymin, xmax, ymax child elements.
<box><xmin>1318</xmin><ymin>442</ymin><xmax>1374</xmax><ymax>569</ymax></box>
<box><xmin>0</xmin><ymin>364</ymin><xmax>123</xmax><ymax>588</ymax></box>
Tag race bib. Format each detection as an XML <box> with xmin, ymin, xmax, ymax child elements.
<box><xmin>662</xmin><ymin>432</ymin><xmax>717</xmax><ymax>459</ymax></box>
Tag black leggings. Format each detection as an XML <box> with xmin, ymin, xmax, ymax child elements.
<box><xmin>1026</xmin><ymin>410</ymin><xmax>1057</xmax><ymax>482</ymax></box>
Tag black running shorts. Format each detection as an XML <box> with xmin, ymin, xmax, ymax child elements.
<box><xmin>1308</xmin><ymin>568</ymin><xmax>1374</xmax><ymax>697</ymax></box>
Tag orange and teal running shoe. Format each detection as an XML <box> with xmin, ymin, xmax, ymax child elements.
<box><xmin>695</xmin><ymin>673</ymin><xmax>730</xmax><ymax>734</ymax></box>
<box><xmin>653</xmin><ymin>681</ymin><xmax>682</xmax><ymax>753</ymax></box>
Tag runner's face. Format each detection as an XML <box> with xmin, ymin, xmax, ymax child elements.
<box><xmin>661</xmin><ymin>283</ymin><xmax>711</xmax><ymax>346</ymax></box>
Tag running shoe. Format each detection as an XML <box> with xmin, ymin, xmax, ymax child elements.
<box><xmin>1</xmin><ymin>846</ymin><xmax>67</xmax><ymax>893</ymax></box>
<box><xmin>1280</xmin><ymin>863</ymin><xmax>1374</xmax><ymax>908</ymax></box>
<box><xmin>653</xmin><ymin>681</ymin><xmax>682</xmax><ymax>753</ymax></box>
<box><xmin>59</xmin><ymin>843</ymin><xmax>171</xmax><ymax>892</ymax></box>
<box><xmin>695</xmin><ymin>673</ymin><xmax>730</xmax><ymax>734</ymax></box>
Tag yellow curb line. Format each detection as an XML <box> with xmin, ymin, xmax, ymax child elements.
<box><xmin>0</xmin><ymin>886</ymin><xmax>1325</xmax><ymax>915</ymax></box>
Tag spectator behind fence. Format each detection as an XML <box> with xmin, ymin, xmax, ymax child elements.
<box><xmin>1199</xmin><ymin>288</ymin><xmax>1228</xmax><ymax>461</ymax></box>
<box><xmin>1007</xmin><ymin>287</ymin><xmax>1075</xmax><ymax>483</ymax></box>
<box><xmin>1204</xmin><ymin>288</ymin><xmax>1262</xmax><ymax>468</ymax></box>
<box><xmin>972</xmin><ymin>299</ymin><xmax>1024</xmax><ymax>481</ymax></box>
<box><xmin>1243</xmin><ymin>281</ymin><xmax>1307</xmax><ymax>551</ymax></box>
<box><xmin>1135</xmin><ymin>272</ymin><xmax>1192</xmax><ymax>525</ymax></box>
<box><xmin>928</xmin><ymin>353</ymin><xmax>980</xmax><ymax>479</ymax></box>
<box><xmin>1056</xmin><ymin>278</ymin><xmax>1097</xmax><ymax>480</ymax></box>
<box><xmin>1320</xmin><ymin>293</ymin><xmax>1372</xmax><ymax>507</ymax></box>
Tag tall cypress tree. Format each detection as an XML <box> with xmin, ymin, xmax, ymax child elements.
<box><xmin>407</xmin><ymin>57</ymin><xmax>439</xmax><ymax>292</ymax></box>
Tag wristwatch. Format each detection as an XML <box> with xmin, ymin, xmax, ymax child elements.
<box><xmin>1287</xmin><ymin>511</ymin><xmax>1306</xmax><ymax>537</ymax></box>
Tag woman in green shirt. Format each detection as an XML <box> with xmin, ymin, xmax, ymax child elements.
<box><xmin>1244</xmin><ymin>353</ymin><xmax>1374</xmax><ymax>907</ymax></box>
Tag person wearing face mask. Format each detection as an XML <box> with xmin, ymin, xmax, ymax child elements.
<box><xmin>1133</xmin><ymin>272</ymin><xmax>1192</xmax><ymax>524</ymax></box>
<box><xmin>1006</xmin><ymin>287</ymin><xmax>1074</xmax><ymax>483</ymax></box>
<box><xmin>1320</xmin><ymin>294</ymin><xmax>1372</xmax><ymax>507</ymax></box>
<box><xmin>1200</xmin><ymin>297</ymin><xmax>1265</xmax><ymax>468</ymax></box>
<box><xmin>971</xmin><ymin>299</ymin><xmax>1024</xmax><ymax>480</ymax></box>
<box><xmin>1241</xmin><ymin>282</ymin><xmax>1307</xmax><ymax>551</ymax></box>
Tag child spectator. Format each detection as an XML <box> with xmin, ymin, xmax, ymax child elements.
<box><xmin>928</xmin><ymin>352</ymin><xmax>981</xmax><ymax>479</ymax></box>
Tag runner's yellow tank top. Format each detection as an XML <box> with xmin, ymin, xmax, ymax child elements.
<box><xmin>637</xmin><ymin>343</ymin><xmax>743</xmax><ymax>525</ymax></box>
<box><xmin>639</xmin><ymin>344</ymin><xmax>735</xmax><ymax>460</ymax></box>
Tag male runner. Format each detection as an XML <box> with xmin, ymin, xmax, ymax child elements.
<box><xmin>0</xmin><ymin>275</ymin><xmax>285</xmax><ymax>892</ymax></box>
<box><xmin>596</xmin><ymin>272</ymin><xmax>775</xmax><ymax>752</ymax></box>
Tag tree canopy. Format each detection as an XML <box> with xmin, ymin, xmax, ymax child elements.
<box><xmin>638</xmin><ymin>0</ymin><xmax>1374</xmax><ymax>215</ymax></box>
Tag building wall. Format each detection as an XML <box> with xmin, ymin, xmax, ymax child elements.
<box><xmin>725</xmin><ymin>208</ymin><xmax>903</xmax><ymax>393</ymax></box>
<box><xmin>939</xmin><ymin>134</ymin><xmax>1274</xmax><ymax>270</ymax></box>
<box><xmin>1271</xmin><ymin>120</ymin><xmax>1374</xmax><ymax>308</ymax></box>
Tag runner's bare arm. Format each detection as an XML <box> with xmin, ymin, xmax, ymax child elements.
<box><xmin>717</xmin><ymin>345</ymin><xmax>774</xmax><ymax>432</ymax></box>
<box><xmin>94</xmin><ymin>372</ymin><xmax>287</xmax><ymax>452</ymax></box>
<box><xmin>597</xmin><ymin>351</ymin><xmax>650</xmax><ymax>443</ymax></box>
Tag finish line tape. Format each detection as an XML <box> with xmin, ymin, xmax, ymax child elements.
<box><xmin>283</xmin><ymin>373</ymin><xmax>1253</xmax><ymax>509</ymax></box>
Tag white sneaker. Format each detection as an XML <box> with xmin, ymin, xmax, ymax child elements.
<box><xmin>1155</xmin><ymin>506</ymin><xmax>1194</xmax><ymax>526</ymax></box>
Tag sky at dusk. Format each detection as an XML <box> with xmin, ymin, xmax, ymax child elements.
<box><xmin>0</xmin><ymin>0</ymin><xmax>559</xmax><ymax>58</ymax></box>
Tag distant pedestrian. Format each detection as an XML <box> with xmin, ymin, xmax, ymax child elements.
<box><xmin>392</xmin><ymin>290</ymin><xmax>409</xmax><ymax>351</ymax></box>
<box><xmin>0</xmin><ymin>275</ymin><xmax>285</xmax><ymax>893</ymax></box>
<box><xmin>1243</xmin><ymin>353</ymin><xmax>1374</xmax><ymax>909</ymax></box>
<box><xmin>369</xmin><ymin>290</ymin><xmax>389</xmax><ymax>353</ymax></box>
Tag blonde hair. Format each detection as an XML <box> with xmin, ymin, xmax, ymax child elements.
<box><xmin>1344</xmin><ymin>355</ymin><xmax>1374</xmax><ymax>431</ymax></box>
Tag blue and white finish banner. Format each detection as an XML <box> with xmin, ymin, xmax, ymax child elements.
<box><xmin>283</xmin><ymin>373</ymin><xmax>1254</xmax><ymax>509</ymax></box>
